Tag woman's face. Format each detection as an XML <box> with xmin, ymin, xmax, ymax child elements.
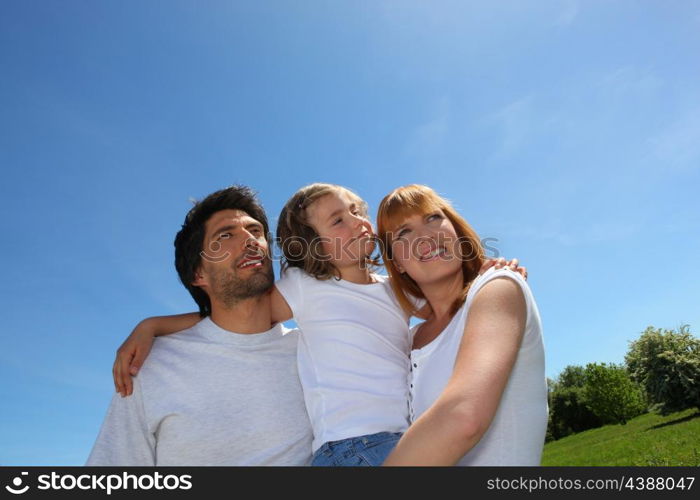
<box><xmin>389</xmin><ymin>209</ymin><xmax>463</xmax><ymax>286</ymax></box>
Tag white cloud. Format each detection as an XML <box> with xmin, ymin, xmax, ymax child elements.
<box><xmin>554</xmin><ymin>0</ymin><xmax>579</xmax><ymax>27</ymax></box>
<box><xmin>596</xmin><ymin>65</ymin><xmax>663</xmax><ymax>97</ymax></box>
<box><xmin>486</xmin><ymin>95</ymin><xmax>534</xmax><ymax>159</ymax></box>
<box><xmin>649</xmin><ymin>108</ymin><xmax>700</xmax><ymax>172</ymax></box>
<box><xmin>511</xmin><ymin>218</ymin><xmax>643</xmax><ymax>247</ymax></box>
<box><xmin>404</xmin><ymin>97</ymin><xmax>450</xmax><ymax>160</ymax></box>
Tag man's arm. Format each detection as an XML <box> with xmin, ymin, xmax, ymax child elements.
<box><xmin>86</xmin><ymin>377</ymin><xmax>156</xmax><ymax>466</ymax></box>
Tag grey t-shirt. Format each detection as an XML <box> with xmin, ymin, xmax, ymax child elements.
<box><xmin>86</xmin><ymin>318</ymin><xmax>313</xmax><ymax>465</ymax></box>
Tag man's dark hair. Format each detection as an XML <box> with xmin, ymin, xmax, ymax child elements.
<box><xmin>174</xmin><ymin>185</ymin><xmax>271</xmax><ymax>317</ymax></box>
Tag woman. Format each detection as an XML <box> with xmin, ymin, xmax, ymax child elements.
<box><xmin>377</xmin><ymin>184</ymin><xmax>547</xmax><ymax>466</ymax></box>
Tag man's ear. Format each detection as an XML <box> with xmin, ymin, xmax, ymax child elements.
<box><xmin>191</xmin><ymin>267</ymin><xmax>207</xmax><ymax>288</ymax></box>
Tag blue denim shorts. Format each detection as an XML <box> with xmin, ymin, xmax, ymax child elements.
<box><xmin>311</xmin><ymin>431</ymin><xmax>403</xmax><ymax>466</ymax></box>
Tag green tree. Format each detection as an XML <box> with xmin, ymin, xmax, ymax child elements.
<box><xmin>582</xmin><ymin>362</ymin><xmax>646</xmax><ymax>425</ymax></box>
<box><xmin>547</xmin><ymin>365</ymin><xmax>603</xmax><ymax>440</ymax></box>
<box><xmin>558</xmin><ymin>365</ymin><xmax>587</xmax><ymax>388</ymax></box>
<box><xmin>625</xmin><ymin>324</ymin><xmax>700</xmax><ymax>415</ymax></box>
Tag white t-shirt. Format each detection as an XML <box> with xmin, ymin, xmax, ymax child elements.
<box><xmin>408</xmin><ymin>267</ymin><xmax>548</xmax><ymax>466</ymax></box>
<box><xmin>275</xmin><ymin>268</ymin><xmax>412</xmax><ymax>452</ymax></box>
<box><xmin>86</xmin><ymin>318</ymin><xmax>313</xmax><ymax>466</ymax></box>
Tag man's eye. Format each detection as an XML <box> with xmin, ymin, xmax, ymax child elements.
<box><xmin>218</xmin><ymin>232</ymin><xmax>231</xmax><ymax>240</ymax></box>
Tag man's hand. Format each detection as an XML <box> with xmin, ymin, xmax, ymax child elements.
<box><xmin>479</xmin><ymin>257</ymin><xmax>528</xmax><ymax>280</ymax></box>
<box><xmin>113</xmin><ymin>320</ymin><xmax>156</xmax><ymax>397</ymax></box>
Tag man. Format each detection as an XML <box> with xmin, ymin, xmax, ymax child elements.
<box><xmin>86</xmin><ymin>186</ymin><xmax>313</xmax><ymax>465</ymax></box>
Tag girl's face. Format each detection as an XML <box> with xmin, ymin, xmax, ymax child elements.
<box><xmin>389</xmin><ymin>209</ymin><xmax>463</xmax><ymax>286</ymax></box>
<box><xmin>306</xmin><ymin>190</ymin><xmax>376</xmax><ymax>268</ymax></box>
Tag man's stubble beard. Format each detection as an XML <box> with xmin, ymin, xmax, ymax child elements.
<box><xmin>209</xmin><ymin>261</ymin><xmax>275</xmax><ymax>309</ymax></box>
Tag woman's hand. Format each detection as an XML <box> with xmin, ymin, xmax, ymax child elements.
<box><xmin>113</xmin><ymin>319</ymin><xmax>156</xmax><ymax>397</ymax></box>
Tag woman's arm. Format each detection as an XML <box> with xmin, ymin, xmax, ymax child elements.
<box><xmin>413</xmin><ymin>258</ymin><xmax>525</xmax><ymax>320</ymax></box>
<box><xmin>383</xmin><ymin>277</ymin><xmax>527</xmax><ymax>465</ymax></box>
<box><xmin>113</xmin><ymin>313</ymin><xmax>200</xmax><ymax>397</ymax></box>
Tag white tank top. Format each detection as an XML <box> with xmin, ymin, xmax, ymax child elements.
<box><xmin>408</xmin><ymin>267</ymin><xmax>548</xmax><ymax>465</ymax></box>
<box><xmin>276</xmin><ymin>268</ymin><xmax>412</xmax><ymax>452</ymax></box>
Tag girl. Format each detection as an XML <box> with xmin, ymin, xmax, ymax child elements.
<box><xmin>113</xmin><ymin>183</ymin><xmax>524</xmax><ymax>466</ymax></box>
<box><xmin>377</xmin><ymin>185</ymin><xmax>547</xmax><ymax>465</ymax></box>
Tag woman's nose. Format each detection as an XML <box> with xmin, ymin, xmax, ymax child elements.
<box><xmin>415</xmin><ymin>236</ymin><xmax>433</xmax><ymax>255</ymax></box>
<box><xmin>414</xmin><ymin>227</ymin><xmax>439</xmax><ymax>253</ymax></box>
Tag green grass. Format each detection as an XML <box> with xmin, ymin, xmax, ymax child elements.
<box><xmin>542</xmin><ymin>408</ymin><xmax>700</xmax><ymax>466</ymax></box>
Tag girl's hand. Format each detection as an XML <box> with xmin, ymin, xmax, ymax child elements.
<box><xmin>479</xmin><ymin>257</ymin><xmax>528</xmax><ymax>280</ymax></box>
<box><xmin>111</xmin><ymin>312</ymin><xmax>200</xmax><ymax>396</ymax></box>
<box><xmin>113</xmin><ymin>320</ymin><xmax>156</xmax><ymax>397</ymax></box>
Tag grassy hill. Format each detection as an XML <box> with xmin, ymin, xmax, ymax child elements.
<box><xmin>542</xmin><ymin>408</ymin><xmax>700</xmax><ymax>466</ymax></box>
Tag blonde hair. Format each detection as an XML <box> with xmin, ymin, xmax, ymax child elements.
<box><xmin>377</xmin><ymin>184</ymin><xmax>485</xmax><ymax>316</ymax></box>
<box><xmin>277</xmin><ymin>183</ymin><xmax>380</xmax><ymax>280</ymax></box>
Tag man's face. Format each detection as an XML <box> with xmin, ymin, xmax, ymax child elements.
<box><xmin>194</xmin><ymin>209</ymin><xmax>274</xmax><ymax>306</ymax></box>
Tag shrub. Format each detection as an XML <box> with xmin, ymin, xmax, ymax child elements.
<box><xmin>626</xmin><ymin>325</ymin><xmax>700</xmax><ymax>415</ymax></box>
<box><xmin>582</xmin><ymin>362</ymin><xmax>646</xmax><ymax>425</ymax></box>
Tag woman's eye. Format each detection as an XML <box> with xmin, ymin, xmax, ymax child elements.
<box><xmin>427</xmin><ymin>213</ymin><xmax>442</xmax><ymax>222</ymax></box>
<box><xmin>332</xmin><ymin>218</ymin><xmax>342</xmax><ymax>226</ymax></box>
<box><xmin>396</xmin><ymin>229</ymin><xmax>408</xmax><ymax>239</ymax></box>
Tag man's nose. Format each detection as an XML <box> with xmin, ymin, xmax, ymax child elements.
<box><xmin>243</xmin><ymin>232</ymin><xmax>262</xmax><ymax>251</ymax></box>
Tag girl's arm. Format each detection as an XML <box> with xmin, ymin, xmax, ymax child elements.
<box><xmin>480</xmin><ymin>257</ymin><xmax>527</xmax><ymax>279</ymax></box>
<box><xmin>270</xmin><ymin>285</ymin><xmax>293</xmax><ymax>323</ymax></box>
<box><xmin>383</xmin><ymin>277</ymin><xmax>527</xmax><ymax>465</ymax></box>
<box><xmin>113</xmin><ymin>313</ymin><xmax>200</xmax><ymax>397</ymax></box>
<box><xmin>114</xmin><ymin>283</ymin><xmax>294</xmax><ymax>397</ymax></box>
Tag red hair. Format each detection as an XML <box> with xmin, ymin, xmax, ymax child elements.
<box><xmin>377</xmin><ymin>185</ymin><xmax>484</xmax><ymax>316</ymax></box>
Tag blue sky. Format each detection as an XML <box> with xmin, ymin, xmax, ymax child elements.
<box><xmin>1</xmin><ymin>1</ymin><xmax>698</xmax><ymax>465</ymax></box>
